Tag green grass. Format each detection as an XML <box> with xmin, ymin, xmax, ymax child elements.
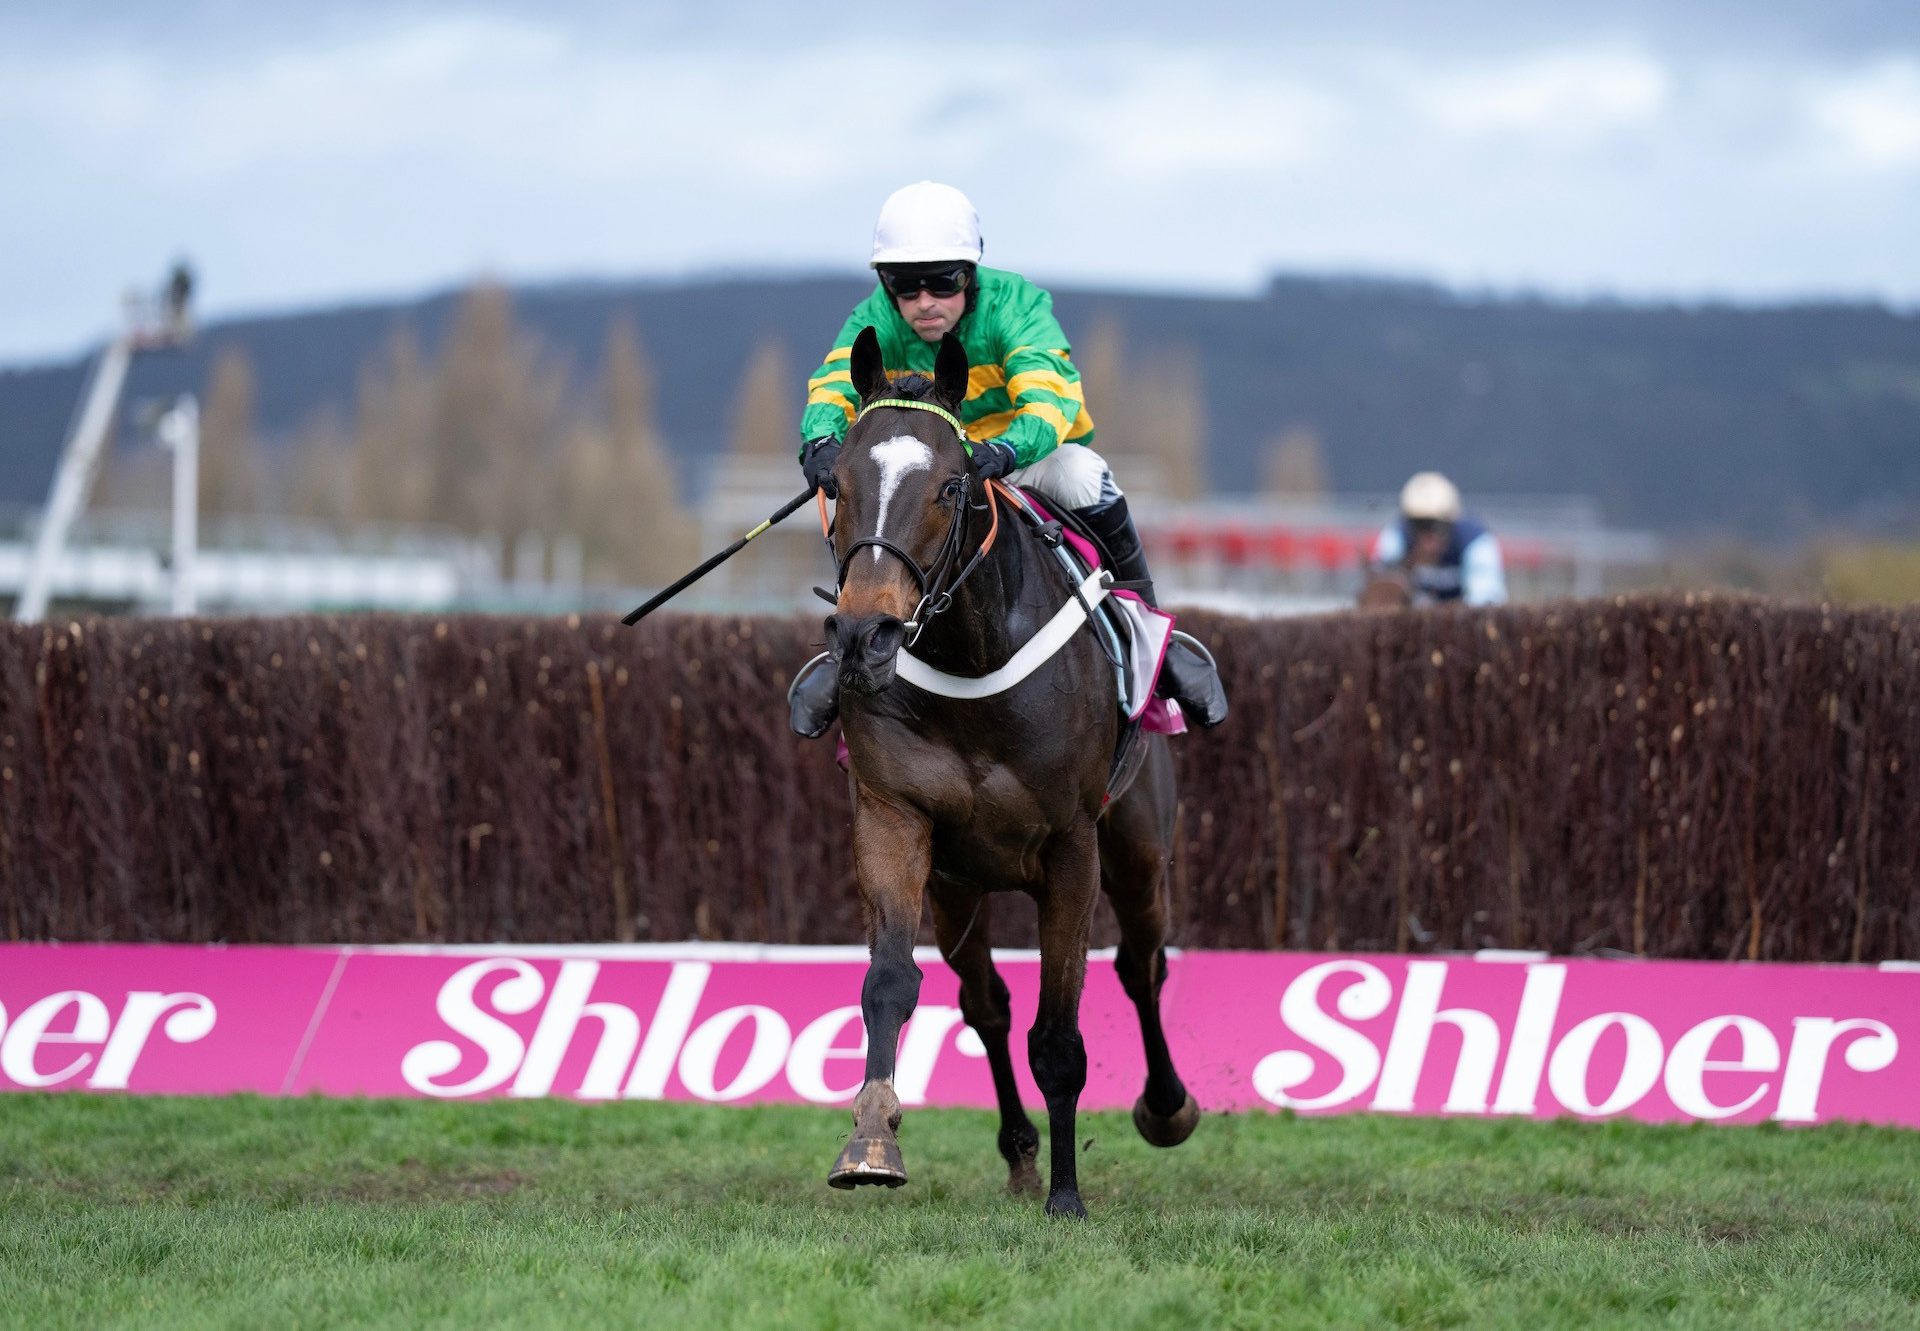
<box><xmin>1</xmin><ymin>1096</ymin><xmax>1916</xmax><ymax>1329</ymax></box>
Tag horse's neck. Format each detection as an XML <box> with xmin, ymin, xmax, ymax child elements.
<box><xmin>910</xmin><ymin>508</ymin><xmax>1049</xmax><ymax>675</ymax></box>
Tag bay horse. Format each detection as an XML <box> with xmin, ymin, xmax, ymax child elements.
<box><xmin>820</xmin><ymin>326</ymin><xmax>1199</xmax><ymax>1218</ymax></box>
<box><xmin>1357</xmin><ymin>566</ymin><xmax>1414</xmax><ymax>610</ymax></box>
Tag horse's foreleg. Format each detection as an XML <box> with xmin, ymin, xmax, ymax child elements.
<box><xmin>930</xmin><ymin>880</ymin><xmax>1041</xmax><ymax>1195</ymax></box>
<box><xmin>1030</xmin><ymin>822</ymin><xmax>1099</xmax><ymax>1219</ymax></box>
<box><xmin>828</xmin><ymin>791</ymin><xmax>930</xmax><ymax>1190</ymax></box>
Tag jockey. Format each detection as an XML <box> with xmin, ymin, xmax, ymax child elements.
<box><xmin>1371</xmin><ymin>471</ymin><xmax>1508</xmax><ymax>606</ymax></box>
<box><xmin>789</xmin><ymin>181</ymin><xmax>1228</xmax><ymax>737</ymax></box>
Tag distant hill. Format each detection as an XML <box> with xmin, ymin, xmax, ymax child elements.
<box><xmin>3</xmin><ymin>273</ymin><xmax>1917</xmax><ymax>538</ymax></box>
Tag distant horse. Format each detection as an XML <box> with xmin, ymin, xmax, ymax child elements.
<box><xmin>820</xmin><ymin>327</ymin><xmax>1199</xmax><ymax>1218</ymax></box>
<box><xmin>1357</xmin><ymin>565</ymin><xmax>1414</xmax><ymax>610</ymax></box>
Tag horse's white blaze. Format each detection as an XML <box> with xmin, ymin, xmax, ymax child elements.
<box><xmin>869</xmin><ymin>435</ymin><xmax>933</xmax><ymax>566</ymax></box>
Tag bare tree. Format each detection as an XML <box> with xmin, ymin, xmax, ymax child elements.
<box><xmin>280</xmin><ymin>288</ymin><xmax>710</xmax><ymax>588</ymax></box>
<box><xmin>345</xmin><ymin>328</ymin><xmax>436</xmax><ymax>525</ymax></box>
<box><xmin>431</xmin><ymin>283</ymin><xmax>570</xmax><ymax>540</ymax></box>
<box><xmin>198</xmin><ymin>345</ymin><xmax>266</xmax><ymax>515</ymax></box>
<box><xmin>91</xmin><ymin>448</ymin><xmax>168</xmax><ymax>511</ymax></box>
<box><xmin>1123</xmin><ymin>347</ymin><xmax>1207</xmax><ymax>501</ymax></box>
<box><xmin>604</xmin><ymin>313</ymin><xmax>655</xmax><ymax>448</ymax></box>
<box><xmin>1063</xmin><ymin>319</ymin><xmax>1206</xmax><ymax>501</ymax></box>
<box><xmin>728</xmin><ymin>340</ymin><xmax>795</xmax><ymax>461</ymax></box>
<box><xmin>285</xmin><ymin>404</ymin><xmax>356</xmax><ymax>524</ymax></box>
<box><xmin>1072</xmin><ymin>317</ymin><xmax>1124</xmax><ymax>457</ymax></box>
<box><xmin>556</xmin><ymin>314</ymin><xmax>694</xmax><ymax>584</ymax></box>
<box><xmin>1260</xmin><ymin>424</ymin><xmax>1330</xmax><ymax>497</ymax></box>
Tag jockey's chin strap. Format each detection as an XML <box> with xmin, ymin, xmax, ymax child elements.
<box><xmin>823</xmin><ymin>397</ymin><xmax>1003</xmax><ymax>647</ymax></box>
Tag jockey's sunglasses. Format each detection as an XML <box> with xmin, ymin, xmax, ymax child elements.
<box><xmin>879</xmin><ymin>266</ymin><xmax>971</xmax><ymax>299</ymax></box>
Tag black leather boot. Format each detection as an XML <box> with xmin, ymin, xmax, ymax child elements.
<box><xmin>1071</xmin><ymin>496</ymin><xmax>1228</xmax><ymax>729</ymax></box>
<box><xmin>787</xmin><ymin>654</ymin><xmax>838</xmax><ymax>738</ymax></box>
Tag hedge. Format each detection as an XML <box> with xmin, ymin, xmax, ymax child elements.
<box><xmin>1</xmin><ymin>596</ymin><xmax>1913</xmax><ymax>961</ymax></box>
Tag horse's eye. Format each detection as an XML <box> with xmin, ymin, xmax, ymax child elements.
<box><xmin>940</xmin><ymin>477</ymin><xmax>965</xmax><ymax>501</ymax></box>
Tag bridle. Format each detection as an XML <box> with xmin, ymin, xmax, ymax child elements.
<box><xmin>819</xmin><ymin>397</ymin><xmax>1003</xmax><ymax>647</ymax></box>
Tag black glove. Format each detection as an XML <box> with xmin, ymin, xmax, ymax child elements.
<box><xmin>800</xmin><ymin>437</ymin><xmax>842</xmax><ymax>498</ymax></box>
<box><xmin>971</xmin><ymin>440</ymin><xmax>1018</xmax><ymax>481</ymax></box>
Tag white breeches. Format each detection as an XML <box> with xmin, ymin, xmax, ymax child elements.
<box><xmin>1005</xmin><ymin>444</ymin><xmax>1121</xmax><ymax>512</ymax></box>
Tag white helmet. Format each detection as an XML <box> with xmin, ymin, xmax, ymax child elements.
<box><xmin>870</xmin><ymin>181</ymin><xmax>983</xmax><ymax>266</ymax></box>
<box><xmin>1400</xmin><ymin>471</ymin><xmax>1462</xmax><ymax>522</ymax></box>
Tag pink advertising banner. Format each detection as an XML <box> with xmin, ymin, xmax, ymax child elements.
<box><xmin>1</xmin><ymin>943</ymin><xmax>1913</xmax><ymax>1128</ymax></box>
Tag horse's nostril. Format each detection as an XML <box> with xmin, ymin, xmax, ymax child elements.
<box><xmin>862</xmin><ymin>618</ymin><xmax>906</xmax><ymax>663</ymax></box>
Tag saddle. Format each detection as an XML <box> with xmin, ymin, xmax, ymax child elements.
<box><xmin>996</xmin><ymin>487</ymin><xmax>1186</xmax><ymax>807</ymax></box>
<box><xmin>1001</xmin><ymin>486</ymin><xmax>1184</xmax><ymax>738</ymax></box>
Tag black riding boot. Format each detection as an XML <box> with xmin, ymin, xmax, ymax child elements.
<box><xmin>1071</xmin><ymin>496</ymin><xmax>1228</xmax><ymax>729</ymax></box>
<box><xmin>788</xmin><ymin>654</ymin><xmax>838</xmax><ymax>738</ymax></box>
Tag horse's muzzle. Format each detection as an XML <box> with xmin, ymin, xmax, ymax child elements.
<box><xmin>826</xmin><ymin>613</ymin><xmax>906</xmax><ymax>695</ymax></box>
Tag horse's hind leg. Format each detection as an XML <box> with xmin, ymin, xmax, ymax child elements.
<box><xmin>1101</xmin><ymin>757</ymin><xmax>1201</xmax><ymax>1148</ymax></box>
<box><xmin>930</xmin><ymin>878</ymin><xmax>1041</xmax><ymax>1195</ymax></box>
<box><xmin>829</xmin><ymin>790</ymin><xmax>930</xmax><ymax>1190</ymax></box>
<box><xmin>1112</xmin><ymin>931</ymin><xmax>1200</xmax><ymax>1147</ymax></box>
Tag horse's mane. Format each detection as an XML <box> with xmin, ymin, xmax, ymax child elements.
<box><xmin>872</xmin><ymin>372</ymin><xmax>938</xmax><ymax>403</ymax></box>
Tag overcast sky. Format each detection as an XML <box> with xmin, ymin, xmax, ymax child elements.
<box><xmin>3</xmin><ymin>0</ymin><xmax>1917</xmax><ymax>361</ymax></box>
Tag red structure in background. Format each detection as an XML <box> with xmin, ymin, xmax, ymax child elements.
<box><xmin>1149</xmin><ymin>520</ymin><xmax>1548</xmax><ymax>573</ymax></box>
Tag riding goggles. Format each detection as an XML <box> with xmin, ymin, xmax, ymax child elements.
<box><xmin>878</xmin><ymin>264</ymin><xmax>972</xmax><ymax>299</ymax></box>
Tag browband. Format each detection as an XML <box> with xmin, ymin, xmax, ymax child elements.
<box><xmin>855</xmin><ymin>397</ymin><xmax>973</xmax><ymax>455</ymax></box>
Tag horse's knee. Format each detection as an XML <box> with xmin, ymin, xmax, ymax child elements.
<box><xmin>862</xmin><ymin>948</ymin><xmax>923</xmax><ymax>1020</ymax></box>
<box><xmin>1027</xmin><ymin>1023</ymin><xmax>1087</xmax><ymax>1102</ymax></box>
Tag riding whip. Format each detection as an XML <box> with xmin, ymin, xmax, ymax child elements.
<box><xmin>620</xmin><ymin>486</ymin><xmax>817</xmax><ymax>625</ymax></box>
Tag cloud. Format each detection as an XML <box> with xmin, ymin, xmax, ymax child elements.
<box><xmin>1805</xmin><ymin>58</ymin><xmax>1920</xmax><ymax>169</ymax></box>
<box><xmin>1406</xmin><ymin>48</ymin><xmax>1672</xmax><ymax>142</ymax></box>
<box><xmin>0</xmin><ymin>16</ymin><xmax>860</xmax><ymax>188</ymax></box>
<box><xmin>2</xmin><ymin>12</ymin><xmax>1918</xmax><ymax>360</ymax></box>
<box><xmin>1048</xmin><ymin>55</ymin><xmax>1346</xmax><ymax>178</ymax></box>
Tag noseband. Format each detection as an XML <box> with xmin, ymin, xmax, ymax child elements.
<box><xmin>824</xmin><ymin>398</ymin><xmax>1003</xmax><ymax>646</ymax></box>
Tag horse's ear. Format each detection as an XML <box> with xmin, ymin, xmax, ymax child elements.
<box><xmin>850</xmin><ymin>326</ymin><xmax>887</xmax><ymax>402</ymax></box>
<box><xmin>933</xmin><ymin>333</ymin><xmax>969</xmax><ymax>409</ymax></box>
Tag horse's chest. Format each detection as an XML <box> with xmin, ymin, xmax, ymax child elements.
<box><xmin>930</xmin><ymin>817</ymin><xmax>1051</xmax><ymax>892</ymax></box>
<box><xmin>922</xmin><ymin>762</ymin><xmax>1058</xmax><ymax>884</ymax></box>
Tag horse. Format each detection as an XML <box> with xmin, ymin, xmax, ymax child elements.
<box><xmin>819</xmin><ymin>326</ymin><xmax>1200</xmax><ymax>1218</ymax></box>
<box><xmin>1356</xmin><ymin>565</ymin><xmax>1414</xmax><ymax>610</ymax></box>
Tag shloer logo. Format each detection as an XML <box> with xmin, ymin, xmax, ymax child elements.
<box><xmin>1252</xmin><ymin>960</ymin><xmax>1899</xmax><ymax>1121</ymax></box>
<box><xmin>0</xmin><ymin>990</ymin><xmax>216</xmax><ymax>1090</ymax></box>
<box><xmin>401</xmin><ymin>959</ymin><xmax>981</xmax><ymax>1103</ymax></box>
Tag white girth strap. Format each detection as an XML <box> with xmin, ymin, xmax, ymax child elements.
<box><xmin>894</xmin><ymin>568</ymin><xmax>1109</xmax><ymax>699</ymax></box>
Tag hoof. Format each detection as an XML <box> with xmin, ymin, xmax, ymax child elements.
<box><xmin>1044</xmin><ymin>1190</ymin><xmax>1088</xmax><ymax>1220</ymax></box>
<box><xmin>1132</xmin><ymin>1091</ymin><xmax>1201</xmax><ymax>1148</ymax></box>
<box><xmin>828</xmin><ymin>1135</ymin><xmax>908</xmax><ymax>1190</ymax></box>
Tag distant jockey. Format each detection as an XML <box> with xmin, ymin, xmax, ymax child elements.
<box><xmin>787</xmin><ymin>181</ymin><xmax>1228</xmax><ymax>736</ymax></box>
<box><xmin>1371</xmin><ymin>472</ymin><xmax>1508</xmax><ymax>606</ymax></box>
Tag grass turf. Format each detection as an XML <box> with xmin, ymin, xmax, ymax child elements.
<box><xmin>0</xmin><ymin>1095</ymin><xmax>1916</xmax><ymax>1329</ymax></box>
